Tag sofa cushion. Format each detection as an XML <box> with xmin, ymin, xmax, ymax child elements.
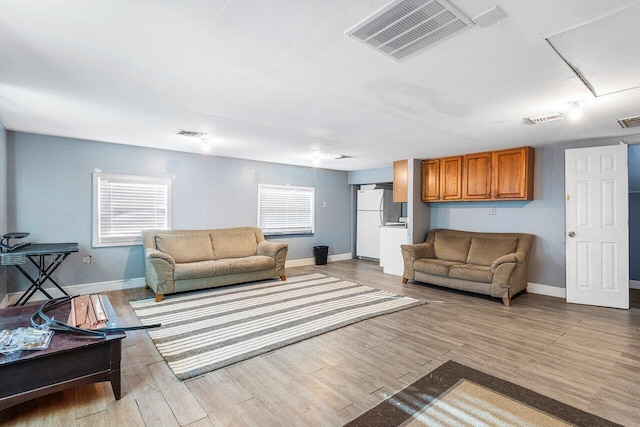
<box><xmin>448</xmin><ymin>264</ymin><xmax>493</xmax><ymax>283</ymax></box>
<box><xmin>211</xmin><ymin>230</ymin><xmax>258</xmax><ymax>260</ymax></box>
<box><xmin>433</xmin><ymin>233</ymin><xmax>472</xmax><ymax>263</ymax></box>
<box><xmin>226</xmin><ymin>256</ymin><xmax>275</xmax><ymax>274</ymax></box>
<box><xmin>466</xmin><ymin>237</ymin><xmax>518</xmax><ymax>266</ymax></box>
<box><xmin>155</xmin><ymin>233</ymin><xmax>215</xmax><ymax>263</ymax></box>
<box><xmin>174</xmin><ymin>260</ymin><xmax>231</xmax><ymax>280</ymax></box>
<box><xmin>414</xmin><ymin>259</ymin><xmax>460</xmax><ymax>276</ymax></box>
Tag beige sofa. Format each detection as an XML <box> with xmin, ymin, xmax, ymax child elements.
<box><xmin>142</xmin><ymin>227</ymin><xmax>288</xmax><ymax>302</ymax></box>
<box><xmin>401</xmin><ymin>229</ymin><xmax>534</xmax><ymax>306</ymax></box>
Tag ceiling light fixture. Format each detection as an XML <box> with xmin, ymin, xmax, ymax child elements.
<box><xmin>567</xmin><ymin>101</ymin><xmax>583</xmax><ymax>121</ymax></box>
<box><xmin>201</xmin><ymin>137</ymin><xmax>211</xmax><ymax>152</ymax></box>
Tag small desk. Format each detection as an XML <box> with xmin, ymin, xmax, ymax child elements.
<box><xmin>0</xmin><ymin>296</ymin><xmax>125</xmax><ymax>411</ymax></box>
<box><xmin>0</xmin><ymin>243</ymin><xmax>79</xmax><ymax>306</ymax></box>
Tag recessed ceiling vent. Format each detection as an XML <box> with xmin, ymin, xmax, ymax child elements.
<box><xmin>618</xmin><ymin>115</ymin><xmax>640</xmax><ymax>129</ymax></box>
<box><xmin>176</xmin><ymin>130</ymin><xmax>205</xmax><ymax>137</ymax></box>
<box><xmin>346</xmin><ymin>0</ymin><xmax>473</xmax><ymax>61</ymax></box>
<box><xmin>526</xmin><ymin>113</ymin><xmax>565</xmax><ymax>124</ymax></box>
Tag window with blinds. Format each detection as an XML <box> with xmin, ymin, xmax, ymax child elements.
<box><xmin>257</xmin><ymin>184</ymin><xmax>314</xmax><ymax>235</ymax></box>
<box><xmin>92</xmin><ymin>173</ymin><xmax>172</xmax><ymax>247</ymax></box>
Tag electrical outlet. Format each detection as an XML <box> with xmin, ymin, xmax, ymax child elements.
<box><xmin>488</xmin><ymin>208</ymin><xmax>497</xmax><ymax>215</ymax></box>
<box><xmin>322</xmin><ymin>201</ymin><xmax>327</xmax><ymax>208</ymax></box>
<box><xmin>82</xmin><ymin>255</ymin><xmax>92</xmax><ymax>264</ymax></box>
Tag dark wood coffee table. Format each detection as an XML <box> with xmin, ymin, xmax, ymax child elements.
<box><xmin>0</xmin><ymin>296</ymin><xmax>125</xmax><ymax>411</ymax></box>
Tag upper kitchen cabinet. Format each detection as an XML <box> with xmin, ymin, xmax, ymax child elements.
<box><xmin>462</xmin><ymin>152</ymin><xmax>492</xmax><ymax>200</ymax></box>
<box><xmin>422</xmin><ymin>146</ymin><xmax>534</xmax><ymax>202</ymax></box>
<box><xmin>393</xmin><ymin>160</ymin><xmax>408</xmax><ymax>203</ymax></box>
<box><xmin>492</xmin><ymin>146</ymin><xmax>534</xmax><ymax>200</ymax></box>
<box><xmin>422</xmin><ymin>156</ymin><xmax>462</xmax><ymax>202</ymax></box>
<box><xmin>440</xmin><ymin>156</ymin><xmax>463</xmax><ymax>200</ymax></box>
<box><xmin>421</xmin><ymin>159</ymin><xmax>440</xmax><ymax>201</ymax></box>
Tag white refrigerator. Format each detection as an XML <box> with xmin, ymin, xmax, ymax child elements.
<box><xmin>356</xmin><ymin>189</ymin><xmax>401</xmax><ymax>259</ymax></box>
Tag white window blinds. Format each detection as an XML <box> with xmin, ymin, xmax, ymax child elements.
<box><xmin>92</xmin><ymin>173</ymin><xmax>172</xmax><ymax>247</ymax></box>
<box><xmin>258</xmin><ymin>184</ymin><xmax>314</xmax><ymax>235</ymax></box>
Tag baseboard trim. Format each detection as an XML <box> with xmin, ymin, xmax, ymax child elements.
<box><xmin>527</xmin><ymin>282</ymin><xmax>566</xmax><ymax>299</ymax></box>
<box><xmin>5</xmin><ymin>277</ymin><xmax>146</xmax><ymax>306</ymax></box>
<box><xmin>630</xmin><ymin>280</ymin><xmax>640</xmax><ymax>290</ymax></box>
<box><xmin>0</xmin><ymin>294</ymin><xmax>8</xmax><ymax>309</ymax></box>
<box><xmin>285</xmin><ymin>252</ymin><xmax>352</xmax><ymax>268</ymax></box>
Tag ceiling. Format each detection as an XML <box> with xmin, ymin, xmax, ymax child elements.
<box><xmin>1</xmin><ymin>0</ymin><xmax>640</xmax><ymax>171</ymax></box>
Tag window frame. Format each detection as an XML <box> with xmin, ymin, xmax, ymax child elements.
<box><xmin>257</xmin><ymin>184</ymin><xmax>315</xmax><ymax>236</ymax></box>
<box><xmin>92</xmin><ymin>172</ymin><xmax>173</xmax><ymax>248</ymax></box>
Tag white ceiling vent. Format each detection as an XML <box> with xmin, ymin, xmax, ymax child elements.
<box><xmin>346</xmin><ymin>0</ymin><xmax>473</xmax><ymax>61</ymax></box>
<box><xmin>472</xmin><ymin>6</ymin><xmax>507</xmax><ymax>28</ymax></box>
<box><xmin>525</xmin><ymin>113</ymin><xmax>565</xmax><ymax>124</ymax></box>
<box><xmin>618</xmin><ymin>115</ymin><xmax>640</xmax><ymax>129</ymax></box>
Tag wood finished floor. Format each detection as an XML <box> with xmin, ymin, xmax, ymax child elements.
<box><xmin>1</xmin><ymin>259</ymin><xmax>639</xmax><ymax>426</ymax></box>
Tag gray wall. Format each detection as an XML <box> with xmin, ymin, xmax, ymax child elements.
<box><xmin>408</xmin><ymin>159</ymin><xmax>430</xmax><ymax>244</ymax></box>
<box><xmin>629</xmin><ymin>144</ymin><xmax>640</xmax><ymax>192</ymax></box>
<box><xmin>6</xmin><ymin>132</ymin><xmax>351</xmax><ymax>293</ymax></box>
<box><xmin>0</xmin><ymin>122</ymin><xmax>7</xmax><ymax>302</ymax></box>
<box><xmin>629</xmin><ymin>144</ymin><xmax>640</xmax><ymax>281</ymax></box>
<box><xmin>430</xmin><ymin>138</ymin><xmax>629</xmax><ymax>288</ymax></box>
<box><xmin>630</xmin><ymin>193</ymin><xmax>640</xmax><ymax>281</ymax></box>
<box><xmin>347</xmin><ymin>167</ymin><xmax>392</xmax><ymax>185</ymax></box>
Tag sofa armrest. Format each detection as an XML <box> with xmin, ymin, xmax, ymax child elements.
<box><xmin>146</xmin><ymin>248</ymin><xmax>176</xmax><ymax>267</ymax></box>
<box><xmin>257</xmin><ymin>240</ymin><xmax>289</xmax><ymax>277</ymax></box>
<box><xmin>144</xmin><ymin>248</ymin><xmax>176</xmax><ymax>297</ymax></box>
<box><xmin>490</xmin><ymin>252</ymin><xmax>527</xmax><ymax>298</ymax></box>
<box><xmin>491</xmin><ymin>251</ymin><xmax>525</xmax><ymax>273</ymax></box>
<box><xmin>401</xmin><ymin>242</ymin><xmax>434</xmax><ymax>262</ymax></box>
<box><xmin>257</xmin><ymin>240</ymin><xmax>288</xmax><ymax>258</ymax></box>
<box><xmin>400</xmin><ymin>242</ymin><xmax>434</xmax><ymax>280</ymax></box>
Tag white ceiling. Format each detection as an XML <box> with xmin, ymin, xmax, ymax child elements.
<box><xmin>1</xmin><ymin>0</ymin><xmax>640</xmax><ymax>171</ymax></box>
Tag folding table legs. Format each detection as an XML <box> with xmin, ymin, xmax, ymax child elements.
<box><xmin>13</xmin><ymin>253</ymin><xmax>72</xmax><ymax>306</ymax></box>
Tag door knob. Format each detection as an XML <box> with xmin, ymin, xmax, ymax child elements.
<box><xmin>568</xmin><ymin>231</ymin><xmax>575</xmax><ymax>238</ymax></box>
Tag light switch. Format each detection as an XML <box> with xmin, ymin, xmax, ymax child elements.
<box><xmin>322</xmin><ymin>201</ymin><xmax>327</xmax><ymax>208</ymax></box>
<box><xmin>488</xmin><ymin>208</ymin><xmax>496</xmax><ymax>215</ymax></box>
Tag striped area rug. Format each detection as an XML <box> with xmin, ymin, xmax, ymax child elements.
<box><xmin>130</xmin><ymin>273</ymin><xmax>425</xmax><ymax>380</ymax></box>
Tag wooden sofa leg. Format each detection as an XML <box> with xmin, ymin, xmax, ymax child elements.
<box><xmin>502</xmin><ymin>296</ymin><xmax>511</xmax><ymax>307</ymax></box>
<box><xmin>280</xmin><ymin>275</ymin><xmax>287</xmax><ymax>281</ymax></box>
<box><xmin>402</xmin><ymin>277</ymin><xmax>408</xmax><ymax>284</ymax></box>
<box><xmin>155</xmin><ymin>293</ymin><xmax>164</xmax><ymax>303</ymax></box>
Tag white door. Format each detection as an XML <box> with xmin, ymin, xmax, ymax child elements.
<box><xmin>357</xmin><ymin>210</ymin><xmax>381</xmax><ymax>259</ymax></box>
<box><xmin>565</xmin><ymin>144</ymin><xmax>629</xmax><ymax>309</ymax></box>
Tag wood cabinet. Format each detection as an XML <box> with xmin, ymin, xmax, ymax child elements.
<box><xmin>422</xmin><ymin>156</ymin><xmax>462</xmax><ymax>201</ymax></box>
<box><xmin>421</xmin><ymin>146</ymin><xmax>534</xmax><ymax>202</ymax></box>
<box><xmin>421</xmin><ymin>159</ymin><xmax>440</xmax><ymax>201</ymax></box>
<box><xmin>440</xmin><ymin>156</ymin><xmax>463</xmax><ymax>200</ymax></box>
<box><xmin>393</xmin><ymin>160</ymin><xmax>408</xmax><ymax>203</ymax></box>
<box><xmin>463</xmin><ymin>152</ymin><xmax>492</xmax><ymax>200</ymax></box>
<box><xmin>492</xmin><ymin>146</ymin><xmax>534</xmax><ymax>200</ymax></box>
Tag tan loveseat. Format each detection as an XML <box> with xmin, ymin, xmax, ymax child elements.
<box><xmin>401</xmin><ymin>229</ymin><xmax>534</xmax><ymax>306</ymax></box>
<box><xmin>142</xmin><ymin>227</ymin><xmax>288</xmax><ymax>302</ymax></box>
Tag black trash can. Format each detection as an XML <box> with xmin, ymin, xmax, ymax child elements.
<box><xmin>313</xmin><ymin>246</ymin><xmax>329</xmax><ymax>265</ymax></box>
